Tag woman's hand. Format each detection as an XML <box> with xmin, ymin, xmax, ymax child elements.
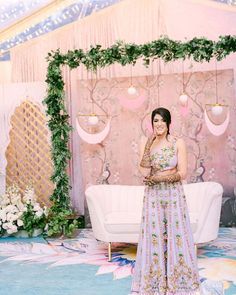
<box><xmin>143</xmin><ymin>175</ymin><xmax>155</xmax><ymax>186</ymax></box>
<box><xmin>152</xmin><ymin>167</ymin><xmax>177</xmax><ymax>176</ymax></box>
<box><xmin>143</xmin><ymin>168</ymin><xmax>179</xmax><ymax>186</ymax></box>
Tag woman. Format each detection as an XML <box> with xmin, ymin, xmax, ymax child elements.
<box><xmin>131</xmin><ymin>107</ymin><xmax>200</xmax><ymax>295</ymax></box>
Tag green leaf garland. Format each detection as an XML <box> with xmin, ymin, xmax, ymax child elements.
<box><xmin>44</xmin><ymin>36</ymin><xmax>236</xmax><ymax>236</ymax></box>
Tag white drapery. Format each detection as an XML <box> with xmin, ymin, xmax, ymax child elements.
<box><xmin>9</xmin><ymin>0</ymin><xmax>236</xmax><ymax>84</ymax></box>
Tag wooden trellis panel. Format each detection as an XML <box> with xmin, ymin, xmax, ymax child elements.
<box><xmin>5</xmin><ymin>100</ymin><xmax>54</xmax><ymax>207</ymax></box>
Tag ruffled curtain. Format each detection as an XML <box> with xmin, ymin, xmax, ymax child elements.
<box><xmin>10</xmin><ymin>0</ymin><xmax>236</xmax><ymax>83</ymax></box>
<box><xmin>0</xmin><ymin>61</ymin><xmax>11</xmax><ymax>83</ymax></box>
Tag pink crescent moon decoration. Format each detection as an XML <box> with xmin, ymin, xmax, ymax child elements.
<box><xmin>76</xmin><ymin>117</ymin><xmax>111</xmax><ymax>144</ymax></box>
<box><xmin>117</xmin><ymin>94</ymin><xmax>147</xmax><ymax>110</ymax></box>
<box><xmin>204</xmin><ymin>109</ymin><xmax>230</xmax><ymax>136</ymax></box>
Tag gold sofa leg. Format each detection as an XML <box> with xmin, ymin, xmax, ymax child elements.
<box><xmin>108</xmin><ymin>242</ymin><xmax>112</xmax><ymax>262</ymax></box>
<box><xmin>195</xmin><ymin>244</ymin><xmax>198</xmax><ymax>256</ymax></box>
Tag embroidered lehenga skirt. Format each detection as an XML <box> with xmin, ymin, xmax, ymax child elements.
<box><xmin>131</xmin><ymin>181</ymin><xmax>200</xmax><ymax>295</ymax></box>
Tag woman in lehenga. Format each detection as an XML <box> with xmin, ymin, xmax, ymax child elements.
<box><xmin>131</xmin><ymin>107</ymin><xmax>201</xmax><ymax>295</ymax></box>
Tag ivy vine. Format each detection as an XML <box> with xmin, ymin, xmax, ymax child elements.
<box><xmin>43</xmin><ymin>36</ymin><xmax>236</xmax><ymax>236</ymax></box>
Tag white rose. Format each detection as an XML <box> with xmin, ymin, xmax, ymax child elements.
<box><xmin>6</xmin><ymin>213</ymin><xmax>11</xmax><ymax>222</ymax></box>
<box><xmin>7</xmin><ymin>226</ymin><xmax>17</xmax><ymax>234</ymax></box>
<box><xmin>2</xmin><ymin>222</ymin><xmax>10</xmax><ymax>230</ymax></box>
<box><xmin>35</xmin><ymin>210</ymin><xmax>43</xmax><ymax>218</ymax></box>
<box><xmin>5</xmin><ymin>212</ymin><xmax>11</xmax><ymax>221</ymax></box>
<box><xmin>7</xmin><ymin>229</ymin><xmax>14</xmax><ymax>234</ymax></box>
<box><xmin>7</xmin><ymin>213</ymin><xmax>18</xmax><ymax>222</ymax></box>
<box><xmin>16</xmin><ymin>202</ymin><xmax>25</xmax><ymax>212</ymax></box>
<box><xmin>17</xmin><ymin>219</ymin><xmax>23</xmax><ymax>227</ymax></box>
<box><xmin>0</xmin><ymin>210</ymin><xmax>7</xmax><ymax>222</ymax></box>
<box><xmin>11</xmin><ymin>195</ymin><xmax>21</xmax><ymax>205</ymax></box>
<box><xmin>5</xmin><ymin>205</ymin><xmax>12</xmax><ymax>212</ymax></box>
<box><xmin>33</xmin><ymin>204</ymin><xmax>41</xmax><ymax>211</ymax></box>
<box><xmin>17</xmin><ymin>211</ymin><xmax>23</xmax><ymax>218</ymax></box>
<box><xmin>5</xmin><ymin>204</ymin><xmax>18</xmax><ymax>213</ymax></box>
<box><xmin>8</xmin><ymin>224</ymin><xmax>17</xmax><ymax>231</ymax></box>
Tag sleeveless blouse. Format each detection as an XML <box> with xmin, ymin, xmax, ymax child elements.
<box><xmin>150</xmin><ymin>137</ymin><xmax>178</xmax><ymax>172</ymax></box>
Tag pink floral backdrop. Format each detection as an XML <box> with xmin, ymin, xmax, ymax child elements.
<box><xmin>72</xmin><ymin>69</ymin><xmax>236</xmax><ymax>226</ymax></box>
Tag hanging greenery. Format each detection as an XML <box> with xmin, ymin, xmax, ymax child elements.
<box><xmin>43</xmin><ymin>35</ymin><xmax>236</xmax><ymax>236</ymax></box>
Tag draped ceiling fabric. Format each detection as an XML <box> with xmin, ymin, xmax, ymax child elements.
<box><xmin>10</xmin><ymin>0</ymin><xmax>236</xmax><ymax>86</ymax></box>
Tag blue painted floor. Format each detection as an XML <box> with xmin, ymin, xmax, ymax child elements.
<box><xmin>0</xmin><ymin>228</ymin><xmax>235</xmax><ymax>295</ymax></box>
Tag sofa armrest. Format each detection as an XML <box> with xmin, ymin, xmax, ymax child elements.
<box><xmin>85</xmin><ymin>191</ymin><xmax>109</xmax><ymax>242</ymax></box>
<box><xmin>192</xmin><ymin>183</ymin><xmax>223</xmax><ymax>243</ymax></box>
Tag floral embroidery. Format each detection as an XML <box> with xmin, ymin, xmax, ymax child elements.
<box><xmin>163</xmin><ymin>217</ymin><xmax>167</xmax><ymax>225</ymax></box>
<box><xmin>143</xmin><ymin>263</ymin><xmax>166</xmax><ymax>294</ymax></box>
<box><xmin>176</xmin><ymin>220</ymin><xmax>179</xmax><ymax>229</ymax></box>
<box><xmin>176</xmin><ymin>234</ymin><xmax>182</xmax><ymax>247</ymax></box>
<box><xmin>168</xmin><ymin>257</ymin><xmax>200</xmax><ymax>292</ymax></box>
<box><xmin>152</xmin><ymin>233</ymin><xmax>158</xmax><ymax>247</ymax></box>
<box><xmin>151</xmin><ymin>145</ymin><xmax>176</xmax><ymax>171</ymax></box>
<box><xmin>152</xmin><ymin>221</ymin><xmax>155</xmax><ymax>229</ymax></box>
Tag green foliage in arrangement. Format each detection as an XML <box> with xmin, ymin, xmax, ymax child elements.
<box><xmin>45</xmin><ymin>209</ymin><xmax>85</xmax><ymax>237</ymax></box>
<box><xmin>21</xmin><ymin>203</ymin><xmax>47</xmax><ymax>237</ymax></box>
<box><xmin>44</xmin><ymin>36</ymin><xmax>236</xmax><ymax>236</ymax></box>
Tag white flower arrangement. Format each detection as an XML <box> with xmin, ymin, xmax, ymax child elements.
<box><xmin>0</xmin><ymin>184</ymin><xmax>48</xmax><ymax>237</ymax></box>
<box><xmin>0</xmin><ymin>184</ymin><xmax>24</xmax><ymax>235</ymax></box>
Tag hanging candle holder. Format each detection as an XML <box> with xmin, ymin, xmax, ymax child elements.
<box><xmin>204</xmin><ymin>61</ymin><xmax>229</xmax><ymax>136</ymax></box>
<box><xmin>76</xmin><ymin>70</ymin><xmax>111</xmax><ymax>144</ymax></box>
<box><xmin>156</xmin><ymin>59</ymin><xmax>161</xmax><ymax>107</ymax></box>
<box><xmin>179</xmin><ymin>60</ymin><xmax>188</xmax><ymax>106</ymax></box>
<box><xmin>127</xmin><ymin>64</ymin><xmax>137</xmax><ymax>95</ymax></box>
<box><xmin>205</xmin><ymin>61</ymin><xmax>228</xmax><ymax>116</ymax></box>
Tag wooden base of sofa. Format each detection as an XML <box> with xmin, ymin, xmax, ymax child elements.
<box><xmin>108</xmin><ymin>242</ymin><xmax>112</xmax><ymax>261</ymax></box>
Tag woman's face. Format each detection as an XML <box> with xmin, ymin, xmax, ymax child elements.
<box><xmin>153</xmin><ymin>114</ymin><xmax>168</xmax><ymax>136</ymax></box>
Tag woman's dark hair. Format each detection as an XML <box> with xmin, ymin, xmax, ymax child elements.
<box><xmin>151</xmin><ymin>107</ymin><xmax>171</xmax><ymax>136</ymax></box>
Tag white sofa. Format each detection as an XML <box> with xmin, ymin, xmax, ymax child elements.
<box><xmin>85</xmin><ymin>182</ymin><xmax>223</xmax><ymax>261</ymax></box>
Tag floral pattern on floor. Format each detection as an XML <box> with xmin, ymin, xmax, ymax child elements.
<box><xmin>0</xmin><ymin>227</ymin><xmax>236</xmax><ymax>294</ymax></box>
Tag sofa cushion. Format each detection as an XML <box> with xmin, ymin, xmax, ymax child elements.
<box><xmin>104</xmin><ymin>211</ymin><xmax>198</xmax><ymax>234</ymax></box>
<box><xmin>189</xmin><ymin>212</ymin><xmax>198</xmax><ymax>233</ymax></box>
<box><xmin>104</xmin><ymin>212</ymin><xmax>141</xmax><ymax>234</ymax></box>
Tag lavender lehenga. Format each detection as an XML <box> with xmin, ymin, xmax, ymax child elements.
<box><xmin>131</xmin><ymin>137</ymin><xmax>200</xmax><ymax>295</ymax></box>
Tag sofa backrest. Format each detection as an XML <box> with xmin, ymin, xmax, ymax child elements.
<box><xmin>85</xmin><ymin>182</ymin><xmax>223</xmax><ymax>216</ymax></box>
<box><xmin>183</xmin><ymin>181</ymin><xmax>223</xmax><ymax>213</ymax></box>
<box><xmin>85</xmin><ymin>185</ymin><xmax>144</xmax><ymax>215</ymax></box>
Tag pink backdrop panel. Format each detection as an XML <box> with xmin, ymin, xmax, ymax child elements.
<box><xmin>70</xmin><ymin>69</ymin><xmax>236</xmax><ymax>226</ymax></box>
